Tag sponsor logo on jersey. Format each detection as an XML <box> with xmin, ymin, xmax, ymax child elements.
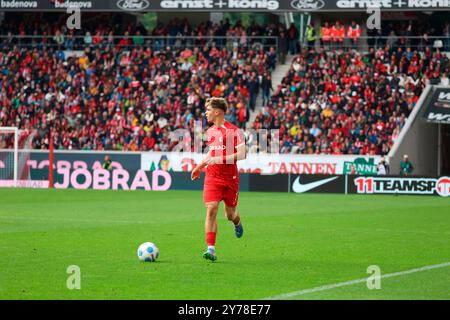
<box><xmin>209</xmin><ymin>145</ymin><xmax>226</xmax><ymax>151</ymax></box>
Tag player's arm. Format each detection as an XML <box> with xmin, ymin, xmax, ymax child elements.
<box><xmin>222</xmin><ymin>143</ymin><xmax>246</xmax><ymax>163</ymax></box>
<box><xmin>191</xmin><ymin>153</ymin><xmax>211</xmax><ymax>181</ymax></box>
<box><xmin>203</xmin><ymin>143</ymin><xmax>246</xmax><ymax>165</ymax></box>
<box><xmin>224</xmin><ymin>128</ymin><xmax>246</xmax><ymax>163</ymax></box>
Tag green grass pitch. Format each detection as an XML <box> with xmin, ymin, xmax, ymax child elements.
<box><xmin>0</xmin><ymin>189</ymin><xmax>449</xmax><ymax>300</ymax></box>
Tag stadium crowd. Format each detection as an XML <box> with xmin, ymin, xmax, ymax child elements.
<box><xmin>305</xmin><ymin>19</ymin><xmax>450</xmax><ymax>52</ymax></box>
<box><xmin>0</xmin><ymin>13</ymin><xmax>284</xmax><ymax>52</ymax></box>
<box><xmin>0</xmin><ymin>41</ymin><xmax>276</xmax><ymax>151</ymax></box>
<box><xmin>252</xmin><ymin>46</ymin><xmax>450</xmax><ymax>155</ymax></box>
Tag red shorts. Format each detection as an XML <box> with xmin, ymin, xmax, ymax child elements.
<box><xmin>203</xmin><ymin>175</ymin><xmax>239</xmax><ymax>207</ymax></box>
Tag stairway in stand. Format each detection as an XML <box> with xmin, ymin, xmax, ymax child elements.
<box><xmin>246</xmin><ymin>54</ymin><xmax>296</xmax><ymax>129</ymax></box>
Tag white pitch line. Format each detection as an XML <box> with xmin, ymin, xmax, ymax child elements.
<box><xmin>263</xmin><ymin>262</ymin><xmax>450</xmax><ymax>300</ymax></box>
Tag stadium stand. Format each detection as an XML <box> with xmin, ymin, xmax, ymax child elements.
<box><xmin>0</xmin><ymin>18</ymin><xmax>279</xmax><ymax>151</ymax></box>
<box><xmin>252</xmin><ymin>46</ymin><xmax>450</xmax><ymax>155</ymax></box>
<box><xmin>1</xmin><ymin>15</ymin><xmax>449</xmax><ymax>155</ymax></box>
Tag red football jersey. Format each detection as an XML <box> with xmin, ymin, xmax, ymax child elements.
<box><xmin>206</xmin><ymin>121</ymin><xmax>245</xmax><ymax>181</ymax></box>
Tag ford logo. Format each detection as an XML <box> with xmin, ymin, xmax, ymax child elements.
<box><xmin>117</xmin><ymin>0</ymin><xmax>150</xmax><ymax>11</ymax></box>
<box><xmin>291</xmin><ymin>0</ymin><xmax>325</xmax><ymax>11</ymax></box>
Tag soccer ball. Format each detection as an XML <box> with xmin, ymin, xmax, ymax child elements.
<box><xmin>137</xmin><ymin>242</ymin><xmax>159</xmax><ymax>262</ymax></box>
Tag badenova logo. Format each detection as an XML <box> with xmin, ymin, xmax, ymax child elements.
<box><xmin>0</xmin><ymin>0</ymin><xmax>37</xmax><ymax>8</ymax></box>
<box><xmin>54</xmin><ymin>0</ymin><xmax>93</xmax><ymax>9</ymax></box>
<box><xmin>354</xmin><ymin>177</ymin><xmax>450</xmax><ymax>197</ymax></box>
<box><xmin>291</xmin><ymin>0</ymin><xmax>325</xmax><ymax>11</ymax></box>
<box><xmin>117</xmin><ymin>0</ymin><xmax>150</xmax><ymax>11</ymax></box>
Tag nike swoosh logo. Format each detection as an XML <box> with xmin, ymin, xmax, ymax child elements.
<box><xmin>292</xmin><ymin>176</ymin><xmax>339</xmax><ymax>193</ymax></box>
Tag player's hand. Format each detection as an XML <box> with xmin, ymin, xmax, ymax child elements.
<box><xmin>191</xmin><ymin>167</ymin><xmax>201</xmax><ymax>181</ymax></box>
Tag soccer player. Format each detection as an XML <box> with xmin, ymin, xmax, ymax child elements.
<box><xmin>191</xmin><ymin>97</ymin><xmax>246</xmax><ymax>261</ymax></box>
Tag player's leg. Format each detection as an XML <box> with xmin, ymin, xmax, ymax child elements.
<box><xmin>224</xmin><ymin>204</ymin><xmax>240</xmax><ymax>225</ymax></box>
<box><xmin>204</xmin><ymin>201</ymin><xmax>219</xmax><ymax>261</ymax></box>
<box><xmin>205</xmin><ymin>201</ymin><xmax>219</xmax><ymax>245</ymax></box>
<box><xmin>223</xmin><ymin>183</ymin><xmax>243</xmax><ymax>238</ymax></box>
<box><xmin>224</xmin><ymin>204</ymin><xmax>243</xmax><ymax>238</ymax></box>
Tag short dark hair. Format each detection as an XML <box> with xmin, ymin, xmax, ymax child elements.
<box><xmin>206</xmin><ymin>97</ymin><xmax>228</xmax><ymax>113</ymax></box>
